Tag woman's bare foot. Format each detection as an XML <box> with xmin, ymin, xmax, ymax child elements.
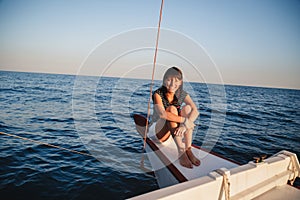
<box><xmin>186</xmin><ymin>147</ymin><xmax>201</xmax><ymax>166</ymax></box>
<box><xmin>179</xmin><ymin>151</ymin><xmax>193</xmax><ymax>169</ymax></box>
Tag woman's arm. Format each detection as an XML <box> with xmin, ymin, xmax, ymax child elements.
<box><xmin>184</xmin><ymin>94</ymin><xmax>199</xmax><ymax>122</ymax></box>
<box><xmin>153</xmin><ymin>93</ymin><xmax>185</xmax><ymax>123</ymax></box>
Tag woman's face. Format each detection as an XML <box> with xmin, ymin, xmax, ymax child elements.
<box><xmin>164</xmin><ymin>76</ymin><xmax>182</xmax><ymax>93</ymax></box>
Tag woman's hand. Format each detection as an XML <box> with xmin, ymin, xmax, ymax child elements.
<box><xmin>184</xmin><ymin>118</ymin><xmax>195</xmax><ymax>130</ymax></box>
<box><xmin>174</xmin><ymin>125</ymin><xmax>187</xmax><ymax>137</ymax></box>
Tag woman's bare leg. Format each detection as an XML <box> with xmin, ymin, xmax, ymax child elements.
<box><xmin>155</xmin><ymin>105</ymin><xmax>192</xmax><ymax>168</ymax></box>
<box><xmin>180</xmin><ymin>105</ymin><xmax>201</xmax><ymax>166</ymax></box>
<box><xmin>155</xmin><ymin>118</ymin><xmax>171</xmax><ymax>142</ymax></box>
<box><xmin>185</xmin><ymin>130</ymin><xmax>200</xmax><ymax>166</ymax></box>
<box><xmin>167</xmin><ymin>106</ymin><xmax>192</xmax><ymax>168</ymax></box>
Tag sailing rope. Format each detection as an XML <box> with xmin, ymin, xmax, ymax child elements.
<box><xmin>140</xmin><ymin>0</ymin><xmax>164</xmax><ymax>169</ymax></box>
<box><xmin>0</xmin><ymin>131</ymin><xmax>155</xmax><ymax>176</ymax></box>
<box><xmin>215</xmin><ymin>169</ymin><xmax>231</xmax><ymax>200</ymax></box>
<box><xmin>223</xmin><ymin>173</ymin><xmax>231</xmax><ymax>200</ymax></box>
<box><xmin>286</xmin><ymin>152</ymin><xmax>299</xmax><ymax>185</ymax></box>
<box><xmin>0</xmin><ymin>131</ymin><xmax>93</xmax><ymax>157</ymax></box>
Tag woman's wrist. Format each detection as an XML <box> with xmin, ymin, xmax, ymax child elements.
<box><xmin>181</xmin><ymin>117</ymin><xmax>186</xmax><ymax>124</ymax></box>
<box><xmin>184</xmin><ymin>117</ymin><xmax>187</xmax><ymax>125</ymax></box>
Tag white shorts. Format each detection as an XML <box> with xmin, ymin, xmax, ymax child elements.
<box><xmin>148</xmin><ymin>122</ymin><xmax>158</xmax><ymax>141</ymax></box>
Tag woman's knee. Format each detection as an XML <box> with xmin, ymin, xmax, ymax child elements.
<box><xmin>166</xmin><ymin>105</ymin><xmax>178</xmax><ymax>115</ymax></box>
<box><xmin>165</xmin><ymin>106</ymin><xmax>179</xmax><ymax>129</ymax></box>
<box><xmin>180</xmin><ymin>105</ymin><xmax>192</xmax><ymax>116</ymax></box>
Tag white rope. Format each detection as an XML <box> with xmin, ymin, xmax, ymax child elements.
<box><xmin>288</xmin><ymin>154</ymin><xmax>298</xmax><ymax>185</ymax></box>
<box><xmin>223</xmin><ymin>173</ymin><xmax>230</xmax><ymax>200</ymax></box>
<box><xmin>215</xmin><ymin>169</ymin><xmax>230</xmax><ymax>200</ymax></box>
<box><xmin>280</xmin><ymin>151</ymin><xmax>300</xmax><ymax>186</ymax></box>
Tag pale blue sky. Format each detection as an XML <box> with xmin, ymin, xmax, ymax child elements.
<box><xmin>0</xmin><ymin>0</ymin><xmax>299</xmax><ymax>89</ymax></box>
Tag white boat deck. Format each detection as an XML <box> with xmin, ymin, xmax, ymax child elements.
<box><xmin>147</xmin><ymin>133</ymin><xmax>239</xmax><ymax>180</ymax></box>
<box><xmin>146</xmin><ymin>130</ymin><xmax>239</xmax><ymax>186</ymax></box>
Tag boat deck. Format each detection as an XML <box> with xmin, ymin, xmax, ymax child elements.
<box><xmin>146</xmin><ymin>130</ymin><xmax>239</xmax><ymax>183</ymax></box>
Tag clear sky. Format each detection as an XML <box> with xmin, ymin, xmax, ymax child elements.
<box><xmin>0</xmin><ymin>0</ymin><xmax>299</xmax><ymax>89</ymax></box>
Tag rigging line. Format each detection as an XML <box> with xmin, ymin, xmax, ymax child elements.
<box><xmin>0</xmin><ymin>131</ymin><xmax>93</xmax><ymax>157</ymax></box>
<box><xmin>0</xmin><ymin>131</ymin><xmax>156</xmax><ymax>176</ymax></box>
<box><xmin>141</xmin><ymin>0</ymin><xmax>164</xmax><ymax>167</ymax></box>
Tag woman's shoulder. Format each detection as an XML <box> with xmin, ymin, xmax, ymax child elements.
<box><xmin>177</xmin><ymin>89</ymin><xmax>188</xmax><ymax>103</ymax></box>
<box><xmin>153</xmin><ymin>87</ymin><xmax>167</xmax><ymax>102</ymax></box>
<box><xmin>153</xmin><ymin>87</ymin><xmax>165</xmax><ymax>96</ymax></box>
<box><xmin>181</xmin><ymin>89</ymin><xmax>188</xmax><ymax>98</ymax></box>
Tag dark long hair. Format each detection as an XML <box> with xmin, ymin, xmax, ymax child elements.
<box><xmin>162</xmin><ymin>66</ymin><xmax>183</xmax><ymax>104</ymax></box>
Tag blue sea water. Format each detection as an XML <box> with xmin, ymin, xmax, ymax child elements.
<box><xmin>0</xmin><ymin>71</ymin><xmax>299</xmax><ymax>199</ymax></box>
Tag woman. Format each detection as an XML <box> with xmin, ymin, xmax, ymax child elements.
<box><xmin>151</xmin><ymin>66</ymin><xmax>200</xmax><ymax>168</ymax></box>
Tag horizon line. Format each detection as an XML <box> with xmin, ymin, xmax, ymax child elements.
<box><xmin>1</xmin><ymin>69</ymin><xmax>299</xmax><ymax>91</ymax></box>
